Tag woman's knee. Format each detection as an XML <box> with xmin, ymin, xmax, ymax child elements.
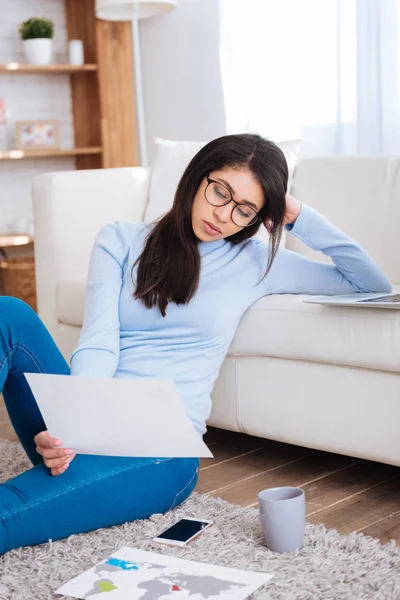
<box><xmin>0</xmin><ymin>297</ymin><xmax>43</xmax><ymax>350</ymax></box>
<box><xmin>0</xmin><ymin>297</ymin><xmax>37</xmax><ymax>323</ymax></box>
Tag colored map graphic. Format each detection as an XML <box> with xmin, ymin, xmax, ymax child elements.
<box><xmin>84</xmin><ymin>558</ymin><xmax>246</xmax><ymax>598</ymax></box>
<box><xmin>56</xmin><ymin>547</ymin><xmax>273</xmax><ymax>600</ymax></box>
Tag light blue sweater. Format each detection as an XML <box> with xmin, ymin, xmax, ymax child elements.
<box><xmin>70</xmin><ymin>204</ymin><xmax>392</xmax><ymax>435</ymax></box>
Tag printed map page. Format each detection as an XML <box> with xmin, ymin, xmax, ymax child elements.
<box><xmin>56</xmin><ymin>547</ymin><xmax>274</xmax><ymax>600</ymax></box>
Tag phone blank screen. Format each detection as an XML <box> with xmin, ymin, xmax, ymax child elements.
<box><xmin>157</xmin><ymin>519</ymin><xmax>208</xmax><ymax>542</ymax></box>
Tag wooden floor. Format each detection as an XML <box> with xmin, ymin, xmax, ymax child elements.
<box><xmin>1</xmin><ymin>396</ymin><xmax>399</xmax><ymax>545</ymax></box>
<box><xmin>202</xmin><ymin>427</ymin><xmax>400</xmax><ymax>546</ymax></box>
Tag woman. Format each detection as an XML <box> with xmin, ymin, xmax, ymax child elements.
<box><xmin>0</xmin><ymin>134</ymin><xmax>391</xmax><ymax>554</ymax></box>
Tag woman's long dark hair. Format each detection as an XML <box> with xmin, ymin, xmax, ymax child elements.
<box><xmin>133</xmin><ymin>133</ymin><xmax>288</xmax><ymax>316</ymax></box>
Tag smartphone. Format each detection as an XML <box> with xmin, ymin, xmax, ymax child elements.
<box><xmin>152</xmin><ymin>517</ymin><xmax>213</xmax><ymax>547</ymax></box>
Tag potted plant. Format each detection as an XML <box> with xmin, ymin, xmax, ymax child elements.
<box><xmin>19</xmin><ymin>17</ymin><xmax>54</xmax><ymax>65</ymax></box>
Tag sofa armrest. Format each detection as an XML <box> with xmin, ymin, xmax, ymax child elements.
<box><xmin>32</xmin><ymin>167</ymin><xmax>150</xmax><ymax>339</ymax></box>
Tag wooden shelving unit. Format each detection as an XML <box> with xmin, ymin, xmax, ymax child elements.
<box><xmin>0</xmin><ymin>0</ymin><xmax>139</xmax><ymax>169</ymax></box>
<box><xmin>0</xmin><ymin>0</ymin><xmax>139</xmax><ymax>314</ymax></box>
<box><xmin>0</xmin><ymin>147</ymin><xmax>102</xmax><ymax>160</ymax></box>
<box><xmin>0</xmin><ymin>63</ymin><xmax>97</xmax><ymax>74</ymax></box>
<box><xmin>66</xmin><ymin>0</ymin><xmax>139</xmax><ymax>168</ymax></box>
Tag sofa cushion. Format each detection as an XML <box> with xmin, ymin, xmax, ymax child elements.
<box><xmin>230</xmin><ymin>286</ymin><xmax>400</xmax><ymax>373</ymax></box>
<box><xmin>287</xmin><ymin>156</ymin><xmax>400</xmax><ymax>284</ymax></box>
<box><xmin>57</xmin><ymin>278</ymin><xmax>399</xmax><ymax>373</ymax></box>
<box><xmin>57</xmin><ymin>278</ymin><xmax>86</xmax><ymax>327</ymax></box>
<box><xmin>144</xmin><ymin>137</ymin><xmax>300</xmax><ymax>247</ymax></box>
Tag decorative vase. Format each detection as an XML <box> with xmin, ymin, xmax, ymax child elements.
<box><xmin>68</xmin><ymin>40</ymin><xmax>84</xmax><ymax>66</ymax></box>
<box><xmin>23</xmin><ymin>38</ymin><xmax>53</xmax><ymax>65</ymax></box>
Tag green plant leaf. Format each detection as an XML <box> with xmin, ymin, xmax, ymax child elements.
<box><xmin>19</xmin><ymin>17</ymin><xmax>54</xmax><ymax>40</ymax></box>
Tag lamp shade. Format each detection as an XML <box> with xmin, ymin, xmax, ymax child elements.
<box><xmin>96</xmin><ymin>0</ymin><xmax>176</xmax><ymax>21</ymax></box>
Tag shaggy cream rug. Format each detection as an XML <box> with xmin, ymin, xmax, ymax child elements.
<box><xmin>0</xmin><ymin>440</ymin><xmax>399</xmax><ymax>599</ymax></box>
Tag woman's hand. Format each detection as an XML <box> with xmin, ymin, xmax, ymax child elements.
<box><xmin>34</xmin><ymin>430</ymin><xmax>76</xmax><ymax>476</ymax></box>
<box><xmin>264</xmin><ymin>193</ymin><xmax>302</xmax><ymax>233</ymax></box>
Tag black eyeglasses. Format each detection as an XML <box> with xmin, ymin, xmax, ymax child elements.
<box><xmin>204</xmin><ymin>177</ymin><xmax>260</xmax><ymax>228</ymax></box>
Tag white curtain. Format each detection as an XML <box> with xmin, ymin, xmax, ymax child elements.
<box><xmin>219</xmin><ymin>0</ymin><xmax>400</xmax><ymax>156</ymax></box>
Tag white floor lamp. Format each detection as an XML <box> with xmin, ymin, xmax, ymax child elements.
<box><xmin>96</xmin><ymin>0</ymin><xmax>177</xmax><ymax>166</ymax></box>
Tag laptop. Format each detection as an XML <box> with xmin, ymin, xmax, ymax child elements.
<box><xmin>303</xmin><ymin>292</ymin><xmax>400</xmax><ymax>309</ymax></box>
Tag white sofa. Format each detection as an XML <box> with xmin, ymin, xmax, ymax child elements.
<box><xmin>32</xmin><ymin>156</ymin><xmax>400</xmax><ymax>467</ymax></box>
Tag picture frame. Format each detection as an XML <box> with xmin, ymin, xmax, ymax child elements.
<box><xmin>15</xmin><ymin>120</ymin><xmax>60</xmax><ymax>150</ymax></box>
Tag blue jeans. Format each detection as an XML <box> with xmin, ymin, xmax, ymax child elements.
<box><xmin>0</xmin><ymin>297</ymin><xmax>199</xmax><ymax>554</ymax></box>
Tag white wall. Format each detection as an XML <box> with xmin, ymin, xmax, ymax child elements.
<box><xmin>139</xmin><ymin>0</ymin><xmax>226</xmax><ymax>165</ymax></box>
<box><xmin>0</xmin><ymin>0</ymin><xmax>75</xmax><ymax>235</ymax></box>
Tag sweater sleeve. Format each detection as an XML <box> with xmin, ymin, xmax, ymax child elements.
<box><xmin>264</xmin><ymin>203</ymin><xmax>392</xmax><ymax>296</ymax></box>
<box><xmin>70</xmin><ymin>221</ymin><xmax>129</xmax><ymax>377</ymax></box>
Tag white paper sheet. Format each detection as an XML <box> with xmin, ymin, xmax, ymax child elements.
<box><xmin>24</xmin><ymin>373</ymin><xmax>213</xmax><ymax>458</ymax></box>
<box><xmin>55</xmin><ymin>546</ymin><xmax>274</xmax><ymax>599</ymax></box>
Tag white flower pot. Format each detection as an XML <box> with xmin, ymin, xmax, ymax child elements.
<box><xmin>23</xmin><ymin>38</ymin><xmax>53</xmax><ymax>65</ymax></box>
